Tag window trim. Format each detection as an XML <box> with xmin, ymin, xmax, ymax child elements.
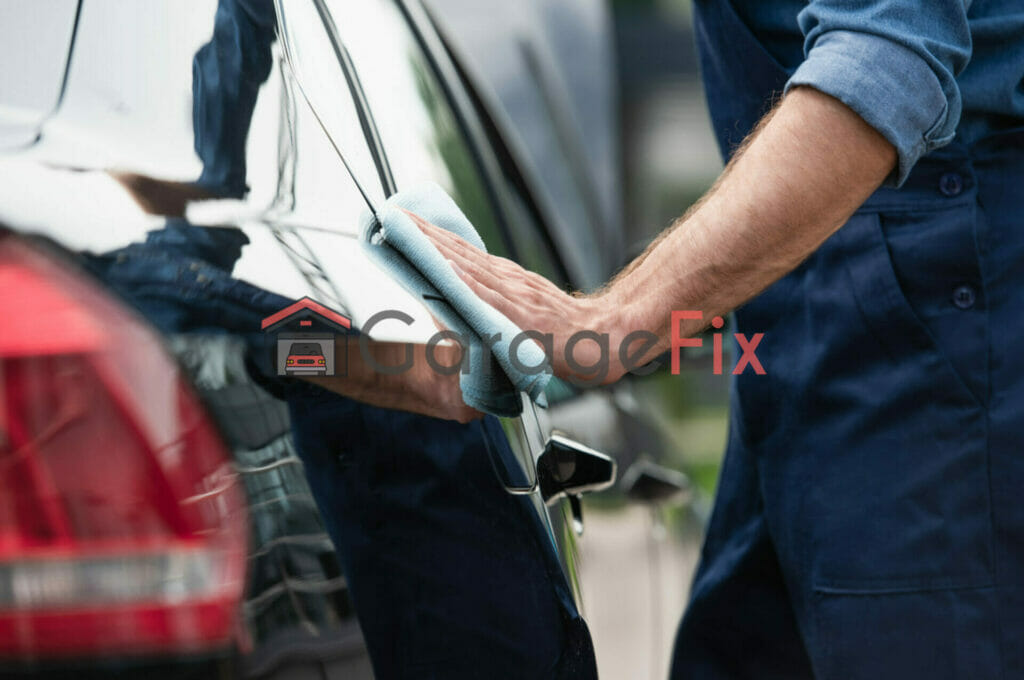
<box><xmin>274</xmin><ymin>0</ymin><xmax>397</xmax><ymax>211</ymax></box>
<box><xmin>393</xmin><ymin>0</ymin><xmax>578</xmax><ymax>287</ymax></box>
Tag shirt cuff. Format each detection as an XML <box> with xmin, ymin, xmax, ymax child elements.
<box><xmin>785</xmin><ymin>30</ymin><xmax>953</xmax><ymax>187</ymax></box>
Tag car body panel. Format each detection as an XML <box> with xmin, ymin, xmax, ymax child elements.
<box><xmin>0</xmin><ymin>0</ymin><xmax>79</xmax><ymax>150</ymax></box>
<box><xmin>0</xmin><ymin>0</ymin><xmax>647</xmax><ymax>672</ymax></box>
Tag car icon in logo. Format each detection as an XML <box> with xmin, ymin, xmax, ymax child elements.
<box><xmin>285</xmin><ymin>342</ymin><xmax>328</xmax><ymax>376</ymax></box>
<box><xmin>261</xmin><ymin>297</ymin><xmax>351</xmax><ymax>378</ymax></box>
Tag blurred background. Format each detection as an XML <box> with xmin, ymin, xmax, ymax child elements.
<box><xmin>576</xmin><ymin>1</ymin><xmax>728</xmax><ymax>678</ymax></box>
<box><xmin>612</xmin><ymin>0</ymin><xmax>726</xmax><ymax>501</ymax></box>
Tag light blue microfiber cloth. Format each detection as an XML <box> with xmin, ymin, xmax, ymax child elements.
<box><xmin>360</xmin><ymin>182</ymin><xmax>551</xmax><ymax>417</ymax></box>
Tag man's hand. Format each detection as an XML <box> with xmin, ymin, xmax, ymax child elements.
<box><xmin>416</xmin><ymin>87</ymin><xmax>896</xmax><ymax>382</ymax></box>
<box><xmin>404</xmin><ymin>211</ymin><xmax>628</xmax><ymax>384</ymax></box>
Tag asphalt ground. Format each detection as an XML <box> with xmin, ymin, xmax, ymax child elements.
<box><xmin>578</xmin><ymin>504</ymin><xmax>700</xmax><ymax>680</ymax></box>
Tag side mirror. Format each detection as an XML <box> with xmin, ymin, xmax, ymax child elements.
<box><xmin>621</xmin><ymin>460</ymin><xmax>692</xmax><ymax>506</ymax></box>
<box><xmin>537</xmin><ymin>434</ymin><xmax>616</xmax><ymax>506</ymax></box>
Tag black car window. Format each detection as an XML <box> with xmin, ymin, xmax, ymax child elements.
<box><xmin>288</xmin><ymin>343</ymin><xmax>324</xmax><ymax>356</ymax></box>
<box><xmin>324</xmin><ymin>0</ymin><xmax>513</xmax><ymax>260</ymax></box>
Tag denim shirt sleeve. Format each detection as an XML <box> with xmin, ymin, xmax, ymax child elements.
<box><xmin>784</xmin><ymin>1</ymin><xmax>972</xmax><ymax>186</ymax></box>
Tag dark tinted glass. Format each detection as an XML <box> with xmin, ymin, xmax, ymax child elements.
<box><xmin>289</xmin><ymin>343</ymin><xmax>324</xmax><ymax>356</ymax></box>
<box><xmin>326</xmin><ymin>0</ymin><xmax>512</xmax><ymax>258</ymax></box>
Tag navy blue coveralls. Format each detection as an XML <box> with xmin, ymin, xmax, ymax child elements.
<box><xmin>670</xmin><ymin>2</ymin><xmax>1024</xmax><ymax>678</ymax></box>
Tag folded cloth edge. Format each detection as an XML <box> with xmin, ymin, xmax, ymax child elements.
<box><xmin>359</xmin><ymin>182</ymin><xmax>551</xmax><ymax>414</ymax></box>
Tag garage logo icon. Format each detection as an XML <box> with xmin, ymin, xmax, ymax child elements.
<box><xmin>261</xmin><ymin>297</ymin><xmax>351</xmax><ymax>377</ymax></box>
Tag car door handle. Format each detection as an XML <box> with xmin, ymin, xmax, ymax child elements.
<box><xmin>536</xmin><ymin>433</ymin><xmax>616</xmax><ymax>506</ymax></box>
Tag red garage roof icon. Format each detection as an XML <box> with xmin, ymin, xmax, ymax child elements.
<box><xmin>261</xmin><ymin>297</ymin><xmax>351</xmax><ymax>333</ymax></box>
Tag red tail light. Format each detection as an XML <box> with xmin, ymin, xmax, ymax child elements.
<box><xmin>0</xmin><ymin>235</ymin><xmax>248</xmax><ymax>659</ymax></box>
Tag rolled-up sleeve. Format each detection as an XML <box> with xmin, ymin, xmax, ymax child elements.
<box><xmin>785</xmin><ymin>1</ymin><xmax>972</xmax><ymax>186</ymax></box>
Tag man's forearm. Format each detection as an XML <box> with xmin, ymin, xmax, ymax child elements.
<box><xmin>304</xmin><ymin>339</ymin><xmax>480</xmax><ymax>423</ymax></box>
<box><xmin>417</xmin><ymin>86</ymin><xmax>897</xmax><ymax>388</ymax></box>
<box><xmin>600</xmin><ymin>87</ymin><xmax>896</xmax><ymax>366</ymax></box>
